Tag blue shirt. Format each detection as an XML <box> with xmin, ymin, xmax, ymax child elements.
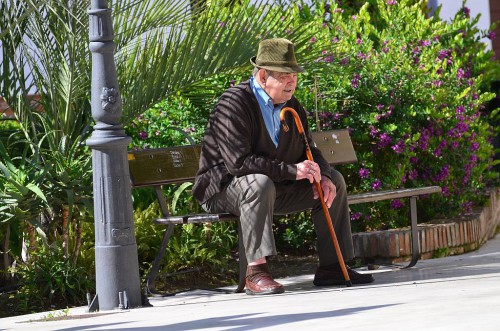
<box><xmin>250</xmin><ymin>76</ymin><xmax>285</xmax><ymax>147</ymax></box>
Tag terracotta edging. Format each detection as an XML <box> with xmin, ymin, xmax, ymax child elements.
<box><xmin>352</xmin><ymin>189</ymin><xmax>500</xmax><ymax>264</ymax></box>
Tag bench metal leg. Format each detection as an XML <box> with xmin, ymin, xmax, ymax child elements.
<box><xmin>146</xmin><ymin>223</ymin><xmax>175</xmax><ymax>295</ymax></box>
<box><xmin>235</xmin><ymin>221</ymin><xmax>247</xmax><ymax>293</ymax></box>
<box><xmin>403</xmin><ymin>196</ymin><xmax>420</xmax><ymax>268</ymax></box>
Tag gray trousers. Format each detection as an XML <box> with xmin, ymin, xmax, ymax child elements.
<box><xmin>202</xmin><ymin>168</ymin><xmax>354</xmax><ymax>266</ymax></box>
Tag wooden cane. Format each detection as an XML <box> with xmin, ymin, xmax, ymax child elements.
<box><xmin>280</xmin><ymin>106</ymin><xmax>352</xmax><ymax>287</ymax></box>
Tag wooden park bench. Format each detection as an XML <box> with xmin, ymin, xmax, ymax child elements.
<box><xmin>128</xmin><ymin>129</ymin><xmax>441</xmax><ymax>295</ymax></box>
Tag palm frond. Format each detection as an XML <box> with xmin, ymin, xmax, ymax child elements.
<box><xmin>116</xmin><ymin>0</ymin><xmax>317</xmax><ymax>122</ymax></box>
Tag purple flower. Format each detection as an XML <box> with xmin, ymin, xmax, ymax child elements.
<box><xmin>437</xmin><ymin>49</ymin><xmax>450</xmax><ymax>60</ymax></box>
<box><xmin>371</xmin><ymin>179</ymin><xmax>382</xmax><ymax>190</ymax></box>
<box><xmin>470</xmin><ymin>142</ymin><xmax>479</xmax><ymax>151</ymax></box>
<box><xmin>470</xmin><ymin>154</ymin><xmax>478</xmax><ymax>164</ymax></box>
<box><xmin>139</xmin><ymin>131</ymin><xmax>148</xmax><ymax>140</ymax></box>
<box><xmin>432</xmin><ymin>164</ymin><xmax>450</xmax><ymax>182</ymax></box>
<box><xmin>350</xmin><ymin>212</ymin><xmax>363</xmax><ymax>221</ymax></box>
<box><xmin>386</xmin><ymin>0</ymin><xmax>396</xmax><ymax>5</ymax></box>
<box><xmin>356</xmin><ymin>37</ymin><xmax>362</xmax><ymax>45</ymax></box>
<box><xmin>457</xmin><ymin>68</ymin><xmax>465</xmax><ymax>80</ymax></box>
<box><xmin>390</xmin><ymin>199</ymin><xmax>403</xmax><ymax>209</ymax></box>
<box><xmin>297</xmin><ymin>4</ymin><xmax>302</xmax><ymax>10</ymax></box>
<box><xmin>433</xmin><ymin>139</ymin><xmax>447</xmax><ymax>157</ymax></box>
<box><xmin>357</xmin><ymin>52</ymin><xmax>367</xmax><ymax>59</ymax></box>
<box><xmin>376</xmin><ymin>104</ymin><xmax>384</xmax><ymax>111</ymax></box>
<box><xmin>436</xmin><ymin>67</ymin><xmax>443</xmax><ymax>75</ymax></box>
<box><xmin>359</xmin><ymin>168</ymin><xmax>370</xmax><ymax>179</ymax></box>
<box><xmin>420</xmin><ymin>40</ymin><xmax>431</xmax><ymax>47</ymax></box>
<box><xmin>456</xmin><ymin>105</ymin><xmax>465</xmax><ymax>114</ymax></box>
<box><xmin>432</xmin><ymin>80</ymin><xmax>443</xmax><ymax>87</ymax></box>
<box><xmin>418</xmin><ymin>131</ymin><xmax>429</xmax><ymax>150</ymax></box>
<box><xmin>487</xmin><ymin>31</ymin><xmax>496</xmax><ymax>40</ymax></box>
<box><xmin>409</xmin><ymin>169</ymin><xmax>418</xmax><ymax>180</ymax></box>
<box><xmin>462</xmin><ymin>6</ymin><xmax>470</xmax><ymax>18</ymax></box>
<box><xmin>461</xmin><ymin>201</ymin><xmax>473</xmax><ymax>213</ymax></box>
<box><xmin>410</xmin><ymin>156</ymin><xmax>418</xmax><ymax>164</ymax></box>
<box><xmin>351</xmin><ymin>73</ymin><xmax>361</xmax><ymax>89</ymax></box>
<box><xmin>352</xmin><ymin>15</ymin><xmax>357</xmax><ymax>21</ymax></box>
<box><xmin>378</xmin><ymin>132</ymin><xmax>393</xmax><ymax>148</ymax></box>
<box><xmin>391</xmin><ymin>140</ymin><xmax>405</xmax><ymax>154</ymax></box>
<box><xmin>310</xmin><ymin>36</ymin><xmax>317</xmax><ymax>43</ymax></box>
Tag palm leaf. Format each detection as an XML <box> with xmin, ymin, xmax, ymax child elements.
<box><xmin>115</xmin><ymin>0</ymin><xmax>318</xmax><ymax>122</ymax></box>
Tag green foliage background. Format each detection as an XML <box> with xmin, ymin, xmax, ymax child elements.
<box><xmin>1</xmin><ymin>0</ymin><xmax>499</xmax><ymax>316</ymax></box>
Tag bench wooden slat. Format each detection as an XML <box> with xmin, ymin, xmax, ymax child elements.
<box><xmin>128</xmin><ymin>145</ymin><xmax>201</xmax><ymax>187</ymax></box>
<box><xmin>348</xmin><ymin>186</ymin><xmax>442</xmax><ymax>205</ymax></box>
<box><xmin>154</xmin><ymin>213</ymin><xmax>237</xmax><ymax>225</ymax></box>
<box><xmin>311</xmin><ymin>129</ymin><xmax>358</xmax><ymax>165</ymax></box>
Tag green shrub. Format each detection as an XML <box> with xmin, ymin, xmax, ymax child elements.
<box><xmin>12</xmin><ymin>234</ymin><xmax>94</xmax><ymax>313</ymax></box>
<box><xmin>294</xmin><ymin>0</ymin><xmax>500</xmax><ymax>231</ymax></box>
<box><xmin>273</xmin><ymin>212</ymin><xmax>317</xmax><ymax>255</ymax></box>
<box><xmin>125</xmin><ymin>94</ymin><xmax>210</xmax><ymax>150</ymax></box>
<box><xmin>133</xmin><ymin>195</ymin><xmax>238</xmax><ymax>282</ymax></box>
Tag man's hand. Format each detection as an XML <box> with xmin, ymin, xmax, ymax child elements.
<box><xmin>312</xmin><ymin>176</ymin><xmax>336</xmax><ymax>208</ymax></box>
<box><xmin>296</xmin><ymin>160</ymin><xmax>321</xmax><ymax>183</ymax></box>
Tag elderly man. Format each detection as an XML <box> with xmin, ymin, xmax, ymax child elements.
<box><xmin>193</xmin><ymin>38</ymin><xmax>374</xmax><ymax>295</ymax></box>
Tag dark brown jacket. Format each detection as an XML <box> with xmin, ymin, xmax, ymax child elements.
<box><xmin>192</xmin><ymin>80</ymin><xmax>331</xmax><ymax>204</ymax></box>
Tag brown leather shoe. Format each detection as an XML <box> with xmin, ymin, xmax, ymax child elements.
<box><xmin>313</xmin><ymin>263</ymin><xmax>374</xmax><ymax>286</ymax></box>
<box><xmin>245</xmin><ymin>263</ymin><xmax>285</xmax><ymax>295</ymax></box>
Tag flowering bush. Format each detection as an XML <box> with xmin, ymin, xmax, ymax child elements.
<box><xmin>293</xmin><ymin>0</ymin><xmax>500</xmax><ymax>230</ymax></box>
<box><xmin>127</xmin><ymin>0</ymin><xmax>499</xmax><ymax>234</ymax></box>
<box><xmin>125</xmin><ymin>94</ymin><xmax>210</xmax><ymax>150</ymax></box>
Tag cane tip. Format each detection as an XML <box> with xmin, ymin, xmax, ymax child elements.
<box><xmin>346</xmin><ymin>280</ymin><xmax>353</xmax><ymax>287</ymax></box>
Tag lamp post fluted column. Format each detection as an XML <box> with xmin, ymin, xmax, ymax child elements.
<box><xmin>87</xmin><ymin>0</ymin><xmax>142</xmax><ymax>311</ymax></box>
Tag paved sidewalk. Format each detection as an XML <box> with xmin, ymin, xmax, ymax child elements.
<box><xmin>2</xmin><ymin>234</ymin><xmax>500</xmax><ymax>331</ymax></box>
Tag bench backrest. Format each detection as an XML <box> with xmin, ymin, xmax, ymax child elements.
<box><xmin>128</xmin><ymin>129</ymin><xmax>357</xmax><ymax>188</ymax></box>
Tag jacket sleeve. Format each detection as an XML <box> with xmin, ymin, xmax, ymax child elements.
<box><xmin>211</xmin><ymin>93</ymin><xmax>297</xmax><ymax>182</ymax></box>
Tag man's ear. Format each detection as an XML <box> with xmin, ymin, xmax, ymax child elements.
<box><xmin>258</xmin><ymin>69</ymin><xmax>267</xmax><ymax>85</ymax></box>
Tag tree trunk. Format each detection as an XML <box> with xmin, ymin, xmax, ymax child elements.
<box><xmin>1</xmin><ymin>224</ymin><xmax>11</xmax><ymax>280</ymax></box>
<box><xmin>27</xmin><ymin>222</ymin><xmax>36</xmax><ymax>252</ymax></box>
<box><xmin>72</xmin><ymin>220</ymin><xmax>83</xmax><ymax>265</ymax></box>
<box><xmin>62</xmin><ymin>206</ymin><xmax>70</xmax><ymax>259</ymax></box>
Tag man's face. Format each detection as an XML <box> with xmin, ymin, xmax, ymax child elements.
<box><xmin>261</xmin><ymin>70</ymin><xmax>298</xmax><ymax>104</ymax></box>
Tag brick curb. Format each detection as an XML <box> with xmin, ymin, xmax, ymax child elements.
<box><xmin>352</xmin><ymin>189</ymin><xmax>500</xmax><ymax>264</ymax></box>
